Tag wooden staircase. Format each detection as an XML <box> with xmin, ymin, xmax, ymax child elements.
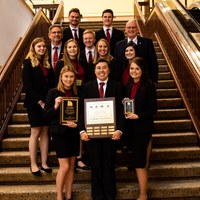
<box><xmin>0</xmin><ymin>21</ymin><xmax>200</xmax><ymax>200</ymax></box>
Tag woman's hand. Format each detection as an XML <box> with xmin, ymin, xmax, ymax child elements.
<box><xmin>80</xmin><ymin>131</ymin><xmax>90</xmax><ymax>141</ymax></box>
<box><xmin>122</xmin><ymin>97</ymin><xmax>130</xmax><ymax>105</ymax></box>
<box><xmin>54</xmin><ymin>96</ymin><xmax>63</xmax><ymax>110</ymax></box>
<box><xmin>62</xmin><ymin>121</ymin><xmax>77</xmax><ymax>128</ymax></box>
<box><xmin>125</xmin><ymin>113</ymin><xmax>139</xmax><ymax>120</ymax></box>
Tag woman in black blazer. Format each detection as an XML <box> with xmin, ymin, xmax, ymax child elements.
<box><xmin>44</xmin><ymin>65</ymin><xmax>80</xmax><ymax>200</ymax></box>
<box><xmin>22</xmin><ymin>37</ymin><xmax>54</xmax><ymax>176</ymax></box>
<box><xmin>123</xmin><ymin>57</ymin><xmax>157</xmax><ymax>200</ymax></box>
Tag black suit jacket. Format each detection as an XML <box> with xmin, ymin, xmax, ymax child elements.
<box><xmin>125</xmin><ymin>80</ymin><xmax>157</xmax><ymax>134</ymax></box>
<box><xmin>62</xmin><ymin>26</ymin><xmax>85</xmax><ymax>50</ymax></box>
<box><xmin>96</xmin><ymin>27</ymin><xmax>125</xmax><ymax>56</ymax></box>
<box><xmin>79</xmin><ymin>79</ymin><xmax>124</xmax><ymax>132</ymax></box>
<box><xmin>114</xmin><ymin>36</ymin><xmax>158</xmax><ymax>83</ymax></box>
<box><xmin>22</xmin><ymin>58</ymin><xmax>55</xmax><ymax>108</ymax></box>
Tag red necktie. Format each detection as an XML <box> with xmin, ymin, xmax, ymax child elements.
<box><xmin>88</xmin><ymin>50</ymin><xmax>93</xmax><ymax>63</ymax></box>
<box><xmin>73</xmin><ymin>29</ymin><xmax>78</xmax><ymax>41</ymax></box>
<box><xmin>53</xmin><ymin>47</ymin><xmax>58</xmax><ymax>71</ymax></box>
<box><xmin>99</xmin><ymin>82</ymin><xmax>105</xmax><ymax>98</ymax></box>
<box><xmin>106</xmin><ymin>29</ymin><xmax>111</xmax><ymax>43</ymax></box>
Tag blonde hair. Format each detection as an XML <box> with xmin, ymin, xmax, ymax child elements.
<box><xmin>62</xmin><ymin>39</ymin><xmax>80</xmax><ymax>66</ymax></box>
<box><xmin>93</xmin><ymin>38</ymin><xmax>113</xmax><ymax>64</ymax></box>
<box><xmin>26</xmin><ymin>37</ymin><xmax>50</xmax><ymax>68</ymax></box>
<box><xmin>57</xmin><ymin>65</ymin><xmax>77</xmax><ymax>95</ymax></box>
<box><xmin>83</xmin><ymin>29</ymin><xmax>96</xmax><ymax>38</ymax></box>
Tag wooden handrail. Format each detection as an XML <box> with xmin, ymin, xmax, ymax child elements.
<box><xmin>0</xmin><ymin>8</ymin><xmax>51</xmax><ymax>143</ymax></box>
<box><xmin>133</xmin><ymin>0</ymin><xmax>200</xmax><ymax>140</ymax></box>
<box><xmin>51</xmin><ymin>1</ymin><xmax>64</xmax><ymax>25</ymax></box>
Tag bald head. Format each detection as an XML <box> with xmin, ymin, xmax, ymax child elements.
<box><xmin>125</xmin><ymin>20</ymin><xmax>138</xmax><ymax>39</ymax></box>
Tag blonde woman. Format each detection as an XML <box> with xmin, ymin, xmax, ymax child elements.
<box><xmin>44</xmin><ymin>66</ymin><xmax>80</xmax><ymax>200</ymax></box>
<box><xmin>22</xmin><ymin>37</ymin><xmax>54</xmax><ymax>176</ymax></box>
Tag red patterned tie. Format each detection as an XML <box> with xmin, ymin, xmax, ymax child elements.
<box><xmin>88</xmin><ymin>50</ymin><xmax>93</xmax><ymax>63</ymax></box>
<box><xmin>73</xmin><ymin>29</ymin><xmax>78</xmax><ymax>41</ymax></box>
<box><xmin>99</xmin><ymin>82</ymin><xmax>105</xmax><ymax>98</ymax></box>
<box><xmin>106</xmin><ymin>29</ymin><xmax>111</xmax><ymax>43</ymax></box>
<box><xmin>53</xmin><ymin>47</ymin><xmax>58</xmax><ymax>71</ymax></box>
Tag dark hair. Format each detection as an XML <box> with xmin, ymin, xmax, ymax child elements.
<box><xmin>68</xmin><ymin>8</ymin><xmax>81</xmax><ymax>16</ymax></box>
<box><xmin>102</xmin><ymin>9</ymin><xmax>114</xmax><ymax>17</ymax></box>
<box><xmin>131</xmin><ymin>57</ymin><xmax>150</xmax><ymax>83</ymax></box>
<box><xmin>95</xmin><ymin>58</ymin><xmax>110</xmax><ymax>68</ymax></box>
<box><xmin>124</xmin><ymin>42</ymin><xmax>137</xmax><ymax>53</ymax></box>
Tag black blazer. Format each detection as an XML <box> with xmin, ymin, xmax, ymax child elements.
<box><xmin>125</xmin><ymin>80</ymin><xmax>157</xmax><ymax>134</ymax></box>
<box><xmin>22</xmin><ymin>58</ymin><xmax>55</xmax><ymax>108</ymax></box>
<box><xmin>79</xmin><ymin>79</ymin><xmax>125</xmax><ymax>132</ymax></box>
<box><xmin>62</xmin><ymin>27</ymin><xmax>85</xmax><ymax>50</ymax></box>
<box><xmin>114</xmin><ymin>36</ymin><xmax>158</xmax><ymax>83</ymax></box>
<box><xmin>44</xmin><ymin>88</ymin><xmax>79</xmax><ymax>135</ymax></box>
<box><xmin>95</xmin><ymin>27</ymin><xmax>125</xmax><ymax>56</ymax></box>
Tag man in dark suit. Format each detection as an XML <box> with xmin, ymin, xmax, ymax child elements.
<box><xmin>80</xmin><ymin>29</ymin><xmax>96</xmax><ymax>83</ymax></box>
<box><xmin>95</xmin><ymin>9</ymin><xmax>125</xmax><ymax>56</ymax></box>
<box><xmin>62</xmin><ymin>8</ymin><xmax>85</xmax><ymax>50</ymax></box>
<box><xmin>114</xmin><ymin>19</ymin><xmax>158</xmax><ymax>84</ymax></box>
<box><xmin>79</xmin><ymin>59</ymin><xmax>124</xmax><ymax>200</ymax></box>
<box><xmin>47</xmin><ymin>24</ymin><xmax>64</xmax><ymax>73</ymax></box>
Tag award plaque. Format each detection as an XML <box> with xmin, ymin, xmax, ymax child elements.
<box><xmin>124</xmin><ymin>99</ymin><xmax>134</xmax><ymax>114</ymax></box>
<box><xmin>84</xmin><ymin>97</ymin><xmax>116</xmax><ymax>138</ymax></box>
<box><xmin>60</xmin><ymin>97</ymin><xmax>79</xmax><ymax>123</ymax></box>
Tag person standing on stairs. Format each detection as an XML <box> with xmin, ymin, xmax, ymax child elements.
<box><xmin>95</xmin><ymin>9</ymin><xmax>125</xmax><ymax>56</ymax></box>
<box><xmin>22</xmin><ymin>37</ymin><xmax>54</xmax><ymax>176</ymax></box>
<box><xmin>79</xmin><ymin>59</ymin><xmax>125</xmax><ymax>200</ymax></box>
<box><xmin>122</xmin><ymin>57</ymin><xmax>157</xmax><ymax>200</ymax></box>
<box><xmin>47</xmin><ymin>24</ymin><xmax>64</xmax><ymax>74</ymax></box>
<box><xmin>44</xmin><ymin>65</ymin><xmax>80</xmax><ymax>200</ymax></box>
<box><xmin>62</xmin><ymin>8</ymin><xmax>85</xmax><ymax>51</ymax></box>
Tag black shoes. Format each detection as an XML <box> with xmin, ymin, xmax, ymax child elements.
<box><xmin>41</xmin><ymin>166</ymin><xmax>52</xmax><ymax>173</ymax></box>
<box><xmin>76</xmin><ymin>158</ymin><xmax>91</xmax><ymax>170</ymax></box>
<box><xmin>30</xmin><ymin>167</ymin><xmax>41</xmax><ymax>176</ymax></box>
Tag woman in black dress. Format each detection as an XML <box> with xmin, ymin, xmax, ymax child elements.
<box><xmin>22</xmin><ymin>37</ymin><xmax>54</xmax><ymax>176</ymax></box>
<box><xmin>44</xmin><ymin>65</ymin><xmax>80</xmax><ymax>200</ymax></box>
<box><xmin>123</xmin><ymin>57</ymin><xmax>157</xmax><ymax>200</ymax></box>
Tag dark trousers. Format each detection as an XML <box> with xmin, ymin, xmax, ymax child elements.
<box><xmin>86</xmin><ymin>139</ymin><xmax>117</xmax><ymax>200</ymax></box>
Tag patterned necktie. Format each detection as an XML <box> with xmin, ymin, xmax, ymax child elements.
<box><xmin>53</xmin><ymin>47</ymin><xmax>58</xmax><ymax>71</ymax></box>
<box><xmin>73</xmin><ymin>29</ymin><xmax>78</xmax><ymax>41</ymax></box>
<box><xmin>99</xmin><ymin>82</ymin><xmax>105</xmax><ymax>98</ymax></box>
<box><xmin>106</xmin><ymin>29</ymin><xmax>111</xmax><ymax>43</ymax></box>
<box><xmin>88</xmin><ymin>50</ymin><xmax>93</xmax><ymax>63</ymax></box>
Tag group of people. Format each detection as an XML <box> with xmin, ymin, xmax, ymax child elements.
<box><xmin>22</xmin><ymin>7</ymin><xmax>158</xmax><ymax>200</ymax></box>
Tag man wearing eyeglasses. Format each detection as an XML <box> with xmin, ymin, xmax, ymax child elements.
<box><xmin>47</xmin><ymin>24</ymin><xmax>64</xmax><ymax>73</ymax></box>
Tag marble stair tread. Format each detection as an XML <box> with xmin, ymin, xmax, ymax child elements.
<box><xmin>0</xmin><ymin>161</ymin><xmax>200</xmax><ymax>183</ymax></box>
<box><xmin>0</xmin><ymin>179</ymin><xmax>200</xmax><ymax>200</ymax></box>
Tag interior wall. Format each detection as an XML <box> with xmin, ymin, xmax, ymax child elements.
<box><xmin>0</xmin><ymin>0</ymin><xmax>33</xmax><ymax>67</ymax></box>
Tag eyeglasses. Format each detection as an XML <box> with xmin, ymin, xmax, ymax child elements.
<box><xmin>51</xmin><ymin>31</ymin><xmax>62</xmax><ymax>34</ymax></box>
<box><xmin>126</xmin><ymin>26</ymin><xmax>137</xmax><ymax>30</ymax></box>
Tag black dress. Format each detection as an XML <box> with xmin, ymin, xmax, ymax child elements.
<box><xmin>44</xmin><ymin>88</ymin><xmax>80</xmax><ymax>158</ymax></box>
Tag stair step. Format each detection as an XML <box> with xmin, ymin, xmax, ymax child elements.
<box><xmin>154</xmin><ymin>108</ymin><xmax>188</xmax><ymax>119</ymax></box>
<box><xmin>157</xmin><ymin>58</ymin><xmax>167</xmax><ymax>65</ymax></box>
<box><xmin>157</xmin><ymin>80</ymin><xmax>175</xmax><ymax>89</ymax></box>
<box><xmin>2</xmin><ymin>131</ymin><xmax>196</xmax><ymax>151</ymax></box>
<box><xmin>152</xmin><ymin>132</ymin><xmax>197</xmax><ymax>146</ymax></box>
<box><xmin>157</xmin><ymin>88</ymin><xmax>179</xmax><ymax>98</ymax></box>
<box><xmin>156</xmin><ymin>52</ymin><xmax>163</xmax><ymax>59</ymax></box>
<box><xmin>0</xmin><ymin>179</ymin><xmax>200</xmax><ymax>200</ymax></box>
<box><xmin>11</xmin><ymin>108</ymin><xmax>187</xmax><ymax>124</ymax></box>
<box><xmin>158</xmin><ymin>72</ymin><xmax>172</xmax><ymax>80</ymax></box>
<box><xmin>157</xmin><ymin>98</ymin><xmax>183</xmax><ymax>108</ymax></box>
<box><xmin>1</xmin><ymin>146</ymin><xmax>199</xmax><ymax>166</ymax></box>
<box><xmin>0</xmin><ymin>161</ymin><xmax>200</xmax><ymax>183</ymax></box>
